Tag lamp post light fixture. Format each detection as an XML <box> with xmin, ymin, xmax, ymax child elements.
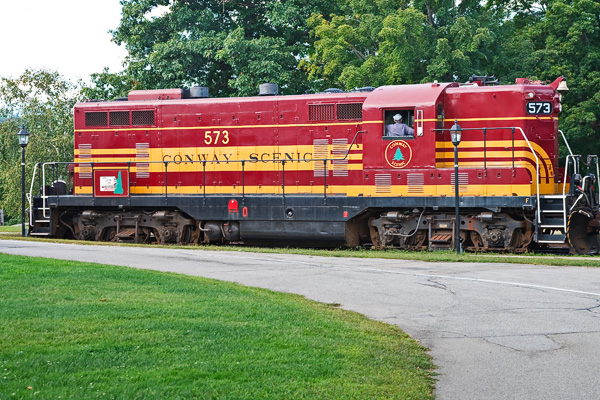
<box><xmin>17</xmin><ymin>128</ymin><xmax>30</xmax><ymax>237</ymax></box>
<box><xmin>450</xmin><ymin>119</ymin><xmax>462</xmax><ymax>254</ymax></box>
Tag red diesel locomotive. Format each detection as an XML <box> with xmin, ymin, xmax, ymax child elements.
<box><xmin>28</xmin><ymin>76</ymin><xmax>600</xmax><ymax>254</ymax></box>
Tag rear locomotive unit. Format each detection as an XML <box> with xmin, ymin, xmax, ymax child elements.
<box><xmin>28</xmin><ymin>77</ymin><xmax>600</xmax><ymax>254</ymax></box>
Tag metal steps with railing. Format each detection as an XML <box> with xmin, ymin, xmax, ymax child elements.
<box><xmin>533</xmin><ymin>132</ymin><xmax>577</xmax><ymax>246</ymax></box>
<box><xmin>28</xmin><ymin>197</ymin><xmax>52</xmax><ymax>237</ymax></box>
<box><xmin>27</xmin><ymin>162</ymin><xmax>58</xmax><ymax>237</ymax></box>
<box><xmin>536</xmin><ymin>195</ymin><xmax>567</xmax><ymax>244</ymax></box>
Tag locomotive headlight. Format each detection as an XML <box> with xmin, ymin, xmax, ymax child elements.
<box><xmin>527</xmin><ymin>92</ymin><xmax>535</xmax><ymax>99</ymax></box>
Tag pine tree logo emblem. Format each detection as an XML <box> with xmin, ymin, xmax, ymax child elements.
<box><xmin>385</xmin><ymin>141</ymin><xmax>412</xmax><ymax>168</ymax></box>
<box><xmin>393</xmin><ymin>148</ymin><xmax>404</xmax><ymax>161</ymax></box>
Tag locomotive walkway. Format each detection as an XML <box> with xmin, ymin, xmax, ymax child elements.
<box><xmin>1</xmin><ymin>240</ymin><xmax>599</xmax><ymax>400</ymax></box>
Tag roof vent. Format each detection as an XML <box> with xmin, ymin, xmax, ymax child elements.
<box><xmin>190</xmin><ymin>86</ymin><xmax>209</xmax><ymax>98</ymax></box>
<box><xmin>322</xmin><ymin>88</ymin><xmax>345</xmax><ymax>94</ymax></box>
<box><xmin>259</xmin><ymin>83</ymin><xmax>279</xmax><ymax>96</ymax></box>
<box><xmin>351</xmin><ymin>86</ymin><xmax>375</xmax><ymax>93</ymax></box>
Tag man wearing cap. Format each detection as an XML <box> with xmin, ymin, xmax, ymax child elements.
<box><xmin>386</xmin><ymin>114</ymin><xmax>414</xmax><ymax>137</ymax></box>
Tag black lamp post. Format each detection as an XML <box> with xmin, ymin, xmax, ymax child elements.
<box><xmin>17</xmin><ymin>128</ymin><xmax>30</xmax><ymax>237</ymax></box>
<box><xmin>450</xmin><ymin>120</ymin><xmax>462</xmax><ymax>254</ymax></box>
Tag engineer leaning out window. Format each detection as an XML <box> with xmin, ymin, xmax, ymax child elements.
<box><xmin>385</xmin><ymin>111</ymin><xmax>414</xmax><ymax>137</ymax></box>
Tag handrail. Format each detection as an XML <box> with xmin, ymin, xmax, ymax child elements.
<box><xmin>37</xmin><ymin>126</ymin><xmax>543</xmax><ymax>206</ymax></box>
<box><xmin>28</xmin><ymin>162</ymin><xmax>61</xmax><ymax>222</ymax></box>
<box><xmin>514</xmin><ymin>127</ymin><xmax>541</xmax><ymax>223</ymax></box>
<box><xmin>561</xmin><ymin>155</ymin><xmax>580</xmax><ymax>231</ymax></box>
<box><xmin>562</xmin><ymin>155</ymin><xmax>579</xmax><ymax>197</ymax></box>
<box><xmin>559</xmin><ymin>129</ymin><xmax>576</xmax><ymax>226</ymax></box>
<box><xmin>343</xmin><ymin>130</ymin><xmax>366</xmax><ymax>160</ymax></box>
<box><xmin>35</xmin><ymin>156</ymin><xmax>346</xmax><ymax>202</ymax></box>
<box><xmin>559</xmin><ymin>130</ymin><xmax>574</xmax><ymax>157</ymax></box>
<box><xmin>27</xmin><ymin>162</ymin><xmax>42</xmax><ymax>226</ymax></box>
<box><xmin>40</xmin><ymin>162</ymin><xmax>60</xmax><ymax>219</ymax></box>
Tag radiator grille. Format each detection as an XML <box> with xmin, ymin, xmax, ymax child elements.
<box><xmin>85</xmin><ymin>112</ymin><xmax>107</xmax><ymax>127</ymax></box>
<box><xmin>109</xmin><ymin>111</ymin><xmax>129</xmax><ymax>126</ymax></box>
<box><xmin>132</xmin><ymin>110</ymin><xmax>155</xmax><ymax>126</ymax></box>
<box><xmin>309</xmin><ymin>104</ymin><xmax>335</xmax><ymax>121</ymax></box>
<box><xmin>337</xmin><ymin>103</ymin><xmax>363</xmax><ymax>120</ymax></box>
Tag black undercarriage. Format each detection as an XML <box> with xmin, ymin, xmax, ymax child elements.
<box><xmin>30</xmin><ymin>193</ymin><xmax>600</xmax><ymax>254</ymax></box>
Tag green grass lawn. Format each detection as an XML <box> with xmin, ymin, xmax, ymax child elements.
<box><xmin>0</xmin><ymin>253</ymin><xmax>434</xmax><ymax>399</ymax></box>
<box><xmin>0</xmin><ymin>225</ymin><xmax>20</xmax><ymax>233</ymax></box>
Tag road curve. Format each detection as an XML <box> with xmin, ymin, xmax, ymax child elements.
<box><xmin>1</xmin><ymin>240</ymin><xmax>599</xmax><ymax>400</ymax></box>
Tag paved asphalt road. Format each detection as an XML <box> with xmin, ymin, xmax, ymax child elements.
<box><xmin>1</xmin><ymin>239</ymin><xmax>599</xmax><ymax>399</ymax></box>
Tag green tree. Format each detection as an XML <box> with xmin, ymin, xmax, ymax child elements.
<box><xmin>87</xmin><ymin>0</ymin><xmax>342</xmax><ymax>99</ymax></box>
<box><xmin>83</xmin><ymin>68</ymin><xmax>136</xmax><ymax>101</ymax></box>
<box><xmin>304</xmin><ymin>0</ymin><xmax>504</xmax><ymax>90</ymax></box>
<box><xmin>304</xmin><ymin>5</ymin><xmax>438</xmax><ymax>90</ymax></box>
<box><xmin>215</xmin><ymin>27</ymin><xmax>302</xmax><ymax>96</ymax></box>
<box><xmin>426</xmin><ymin>16</ymin><xmax>497</xmax><ymax>82</ymax></box>
<box><xmin>0</xmin><ymin>119</ymin><xmax>21</xmax><ymax>224</ymax></box>
<box><xmin>0</xmin><ymin>69</ymin><xmax>83</xmax><ymax>223</ymax></box>
<box><xmin>494</xmin><ymin>0</ymin><xmax>600</xmax><ymax>157</ymax></box>
<box><xmin>379</xmin><ymin>8</ymin><xmax>436</xmax><ymax>84</ymax></box>
<box><xmin>303</xmin><ymin>11</ymin><xmax>387</xmax><ymax>90</ymax></box>
<box><xmin>532</xmin><ymin>0</ymin><xmax>600</xmax><ymax>156</ymax></box>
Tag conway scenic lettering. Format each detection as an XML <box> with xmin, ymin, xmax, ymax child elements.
<box><xmin>162</xmin><ymin>152</ymin><xmax>314</xmax><ymax>164</ymax></box>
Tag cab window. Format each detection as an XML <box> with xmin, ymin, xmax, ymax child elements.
<box><xmin>384</xmin><ymin>110</ymin><xmax>415</xmax><ymax>138</ymax></box>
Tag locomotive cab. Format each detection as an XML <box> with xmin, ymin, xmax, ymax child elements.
<box><xmin>383</xmin><ymin>110</ymin><xmax>415</xmax><ymax>137</ymax></box>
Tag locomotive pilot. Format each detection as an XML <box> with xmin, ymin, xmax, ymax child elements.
<box><xmin>386</xmin><ymin>113</ymin><xmax>414</xmax><ymax>137</ymax></box>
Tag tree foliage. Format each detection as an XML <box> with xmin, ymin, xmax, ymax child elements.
<box><xmin>86</xmin><ymin>0</ymin><xmax>343</xmax><ymax>99</ymax></box>
<box><xmin>0</xmin><ymin>70</ymin><xmax>83</xmax><ymax>223</ymax></box>
<box><xmin>301</xmin><ymin>6</ymin><xmax>436</xmax><ymax>89</ymax></box>
<box><xmin>535</xmin><ymin>0</ymin><xmax>600</xmax><ymax>153</ymax></box>
<box><xmin>303</xmin><ymin>0</ymin><xmax>503</xmax><ymax>89</ymax></box>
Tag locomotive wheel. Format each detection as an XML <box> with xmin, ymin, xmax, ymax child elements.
<box><xmin>368</xmin><ymin>217</ymin><xmax>384</xmax><ymax>249</ymax></box>
<box><xmin>566</xmin><ymin>211</ymin><xmax>600</xmax><ymax>255</ymax></box>
<box><xmin>509</xmin><ymin>229</ymin><xmax>532</xmax><ymax>253</ymax></box>
<box><xmin>179</xmin><ymin>224</ymin><xmax>200</xmax><ymax>245</ymax></box>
